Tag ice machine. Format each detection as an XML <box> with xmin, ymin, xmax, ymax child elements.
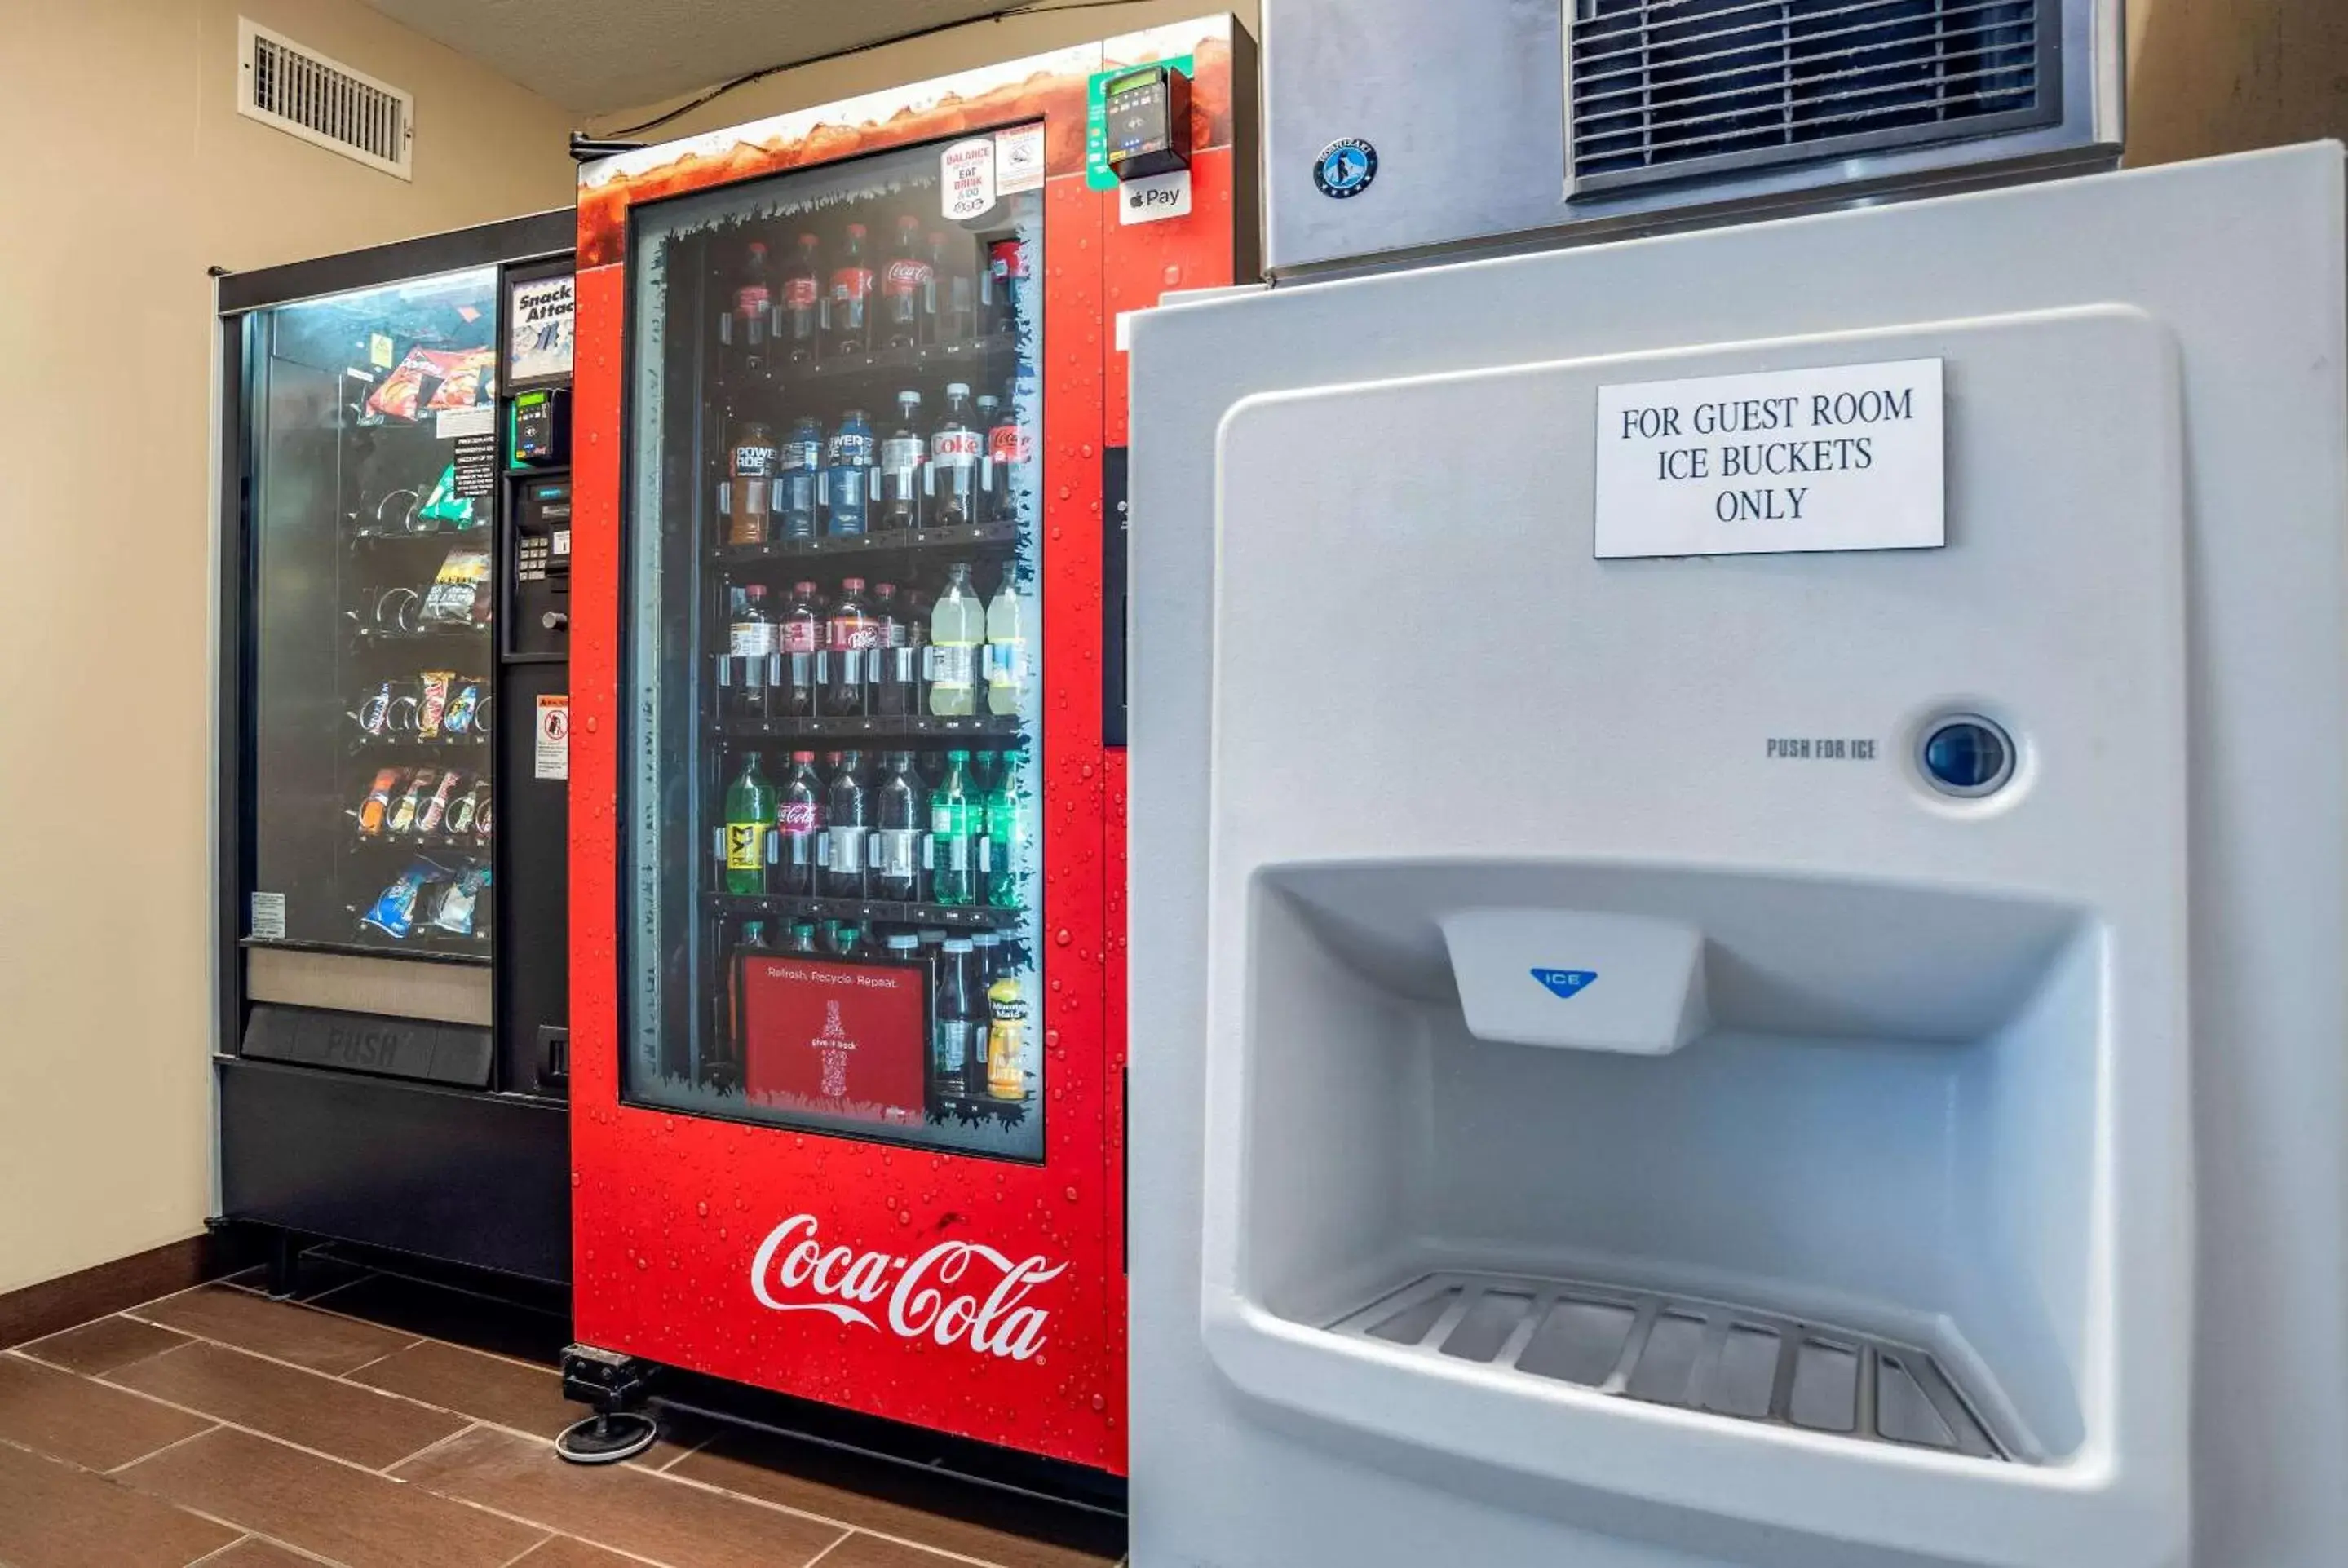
<box><xmin>1126</xmin><ymin>144</ymin><xmax>2348</xmax><ymax>1566</ymax></box>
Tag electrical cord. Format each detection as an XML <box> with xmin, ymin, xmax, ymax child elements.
<box><xmin>586</xmin><ymin>0</ymin><xmax>1175</xmax><ymax>143</ymax></box>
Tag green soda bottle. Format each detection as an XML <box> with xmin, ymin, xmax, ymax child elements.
<box><xmin>984</xmin><ymin>752</ymin><xmax>1024</xmax><ymax>908</ymax></box>
<box><xmin>930</xmin><ymin>750</ymin><xmax>977</xmax><ymax>905</ymax></box>
<box><xmin>723</xmin><ymin>754</ymin><xmax>776</xmax><ymax>894</ymax></box>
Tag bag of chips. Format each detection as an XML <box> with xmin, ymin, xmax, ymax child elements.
<box><xmin>363</xmin><ymin>346</ymin><xmax>496</xmax><ymax>423</ymax></box>
<box><xmin>424</xmin><ymin>864</ymin><xmax>493</xmax><ymax>937</ymax></box>
<box><xmin>421</xmin><ymin>550</ymin><xmax>491</xmax><ymax>625</ymax></box>
<box><xmin>360</xmin><ymin>859</ymin><xmax>444</xmax><ymax>939</ymax></box>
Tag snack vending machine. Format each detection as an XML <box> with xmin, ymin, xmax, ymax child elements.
<box><xmin>564</xmin><ymin>16</ymin><xmax>1252</xmax><ymax>1471</ymax></box>
<box><xmin>217</xmin><ymin>214</ymin><xmax>577</xmax><ymax>1285</ymax></box>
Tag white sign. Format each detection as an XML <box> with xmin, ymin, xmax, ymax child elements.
<box><xmin>1594</xmin><ymin>358</ymin><xmax>1945</xmax><ymax>559</ymax></box>
<box><xmin>940</xmin><ymin>137</ymin><xmax>997</xmax><ymax>221</ymax></box>
<box><xmin>994</xmin><ymin>123</ymin><xmax>1045</xmax><ymax>193</ymax></box>
<box><xmin>507</xmin><ymin>274</ymin><xmax>575</xmax><ymax>382</ymax></box>
<box><xmin>534</xmin><ymin>693</ymin><xmax>570</xmax><ymax>780</ymax></box>
<box><xmin>434</xmin><ymin>404</ymin><xmax>495</xmax><ymax>440</ymax></box>
<box><xmin>1117</xmin><ymin>167</ymin><xmax>1192</xmax><ymax>225</ymax></box>
<box><xmin>749</xmin><ymin>1213</ymin><xmax>1066</xmax><ymax>1361</ymax></box>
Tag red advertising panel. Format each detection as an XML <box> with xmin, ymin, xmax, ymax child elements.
<box><xmin>568</xmin><ymin>17</ymin><xmax>1249</xmax><ymax>1473</ymax></box>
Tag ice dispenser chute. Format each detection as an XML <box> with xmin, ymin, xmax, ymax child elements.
<box><xmin>1209</xmin><ymin>858</ymin><xmax>2121</xmax><ymax>1535</ymax></box>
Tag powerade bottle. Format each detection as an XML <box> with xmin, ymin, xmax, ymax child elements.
<box><xmin>776</xmin><ymin>416</ymin><xmax>822</xmax><ymax>539</ymax></box>
<box><xmin>825</xmin><ymin>408</ymin><xmax>874</xmax><ymax>537</ymax></box>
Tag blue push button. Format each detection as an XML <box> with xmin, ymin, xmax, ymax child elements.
<box><xmin>1919</xmin><ymin>716</ymin><xmax>2014</xmax><ymax>797</ymax></box>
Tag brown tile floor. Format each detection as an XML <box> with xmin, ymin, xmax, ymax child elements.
<box><xmin>0</xmin><ymin>1264</ymin><xmax>1125</xmax><ymax>1568</ymax></box>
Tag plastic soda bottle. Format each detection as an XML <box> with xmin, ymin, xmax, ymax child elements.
<box><xmin>929</xmin><ymin>750</ymin><xmax>978</xmax><ymax>906</ymax></box>
<box><xmin>984</xmin><ymin>565</ymin><xmax>1024</xmax><ymax>717</ymax></box>
<box><xmin>926</xmin><ymin>562</ymin><xmax>984</xmax><ymax>715</ymax></box>
<box><xmin>723</xmin><ymin>754</ymin><xmax>775</xmax><ymax>895</ymax></box>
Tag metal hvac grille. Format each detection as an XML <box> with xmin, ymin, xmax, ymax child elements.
<box><xmin>1568</xmin><ymin>0</ymin><xmax>2058</xmax><ymax>195</ymax></box>
<box><xmin>245</xmin><ymin>25</ymin><xmax>411</xmax><ymax>177</ymax></box>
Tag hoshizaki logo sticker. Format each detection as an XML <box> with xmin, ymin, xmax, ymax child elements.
<box><xmin>1313</xmin><ymin>137</ymin><xmax>1377</xmax><ymax>199</ymax></box>
<box><xmin>1532</xmin><ymin>969</ymin><xmax>1598</xmax><ymax>999</ymax></box>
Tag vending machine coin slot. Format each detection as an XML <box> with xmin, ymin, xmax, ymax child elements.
<box><xmin>511</xmin><ymin>386</ymin><xmax>573</xmax><ymax>466</ymax></box>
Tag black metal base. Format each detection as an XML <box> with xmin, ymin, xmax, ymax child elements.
<box><xmin>556</xmin><ymin>1411</ymin><xmax>660</xmax><ymax>1464</ymax></box>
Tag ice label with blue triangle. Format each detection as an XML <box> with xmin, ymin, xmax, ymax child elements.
<box><xmin>1532</xmin><ymin>969</ymin><xmax>1599</xmax><ymax>999</ymax></box>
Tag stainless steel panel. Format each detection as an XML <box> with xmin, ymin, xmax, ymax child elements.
<box><xmin>246</xmin><ymin>945</ymin><xmax>493</xmax><ymax>1027</ymax></box>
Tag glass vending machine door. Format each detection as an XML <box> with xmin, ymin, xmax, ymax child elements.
<box><xmin>625</xmin><ymin>137</ymin><xmax>1045</xmax><ymax>1159</ymax></box>
<box><xmin>243</xmin><ymin>267</ymin><xmax>500</xmax><ymax>961</ymax></box>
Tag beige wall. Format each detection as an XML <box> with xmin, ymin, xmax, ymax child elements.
<box><xmin>0</xmin><ymin>0</ymin><xmax>573</xmax><ymax>1297</ymax></box>
<box><xmin>584</xmin><ymin>2</ymin><xmax>1258</xmax><ymax>143</ymax></box>
<box><xmin>2129</xmin><ymin>0</ymin><xmax>2348</xmax><ymax>166</ymax></box>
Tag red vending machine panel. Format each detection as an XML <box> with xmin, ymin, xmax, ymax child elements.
<box><xmin>569</xmin><ymin>18</ymin><xmax>1249</xmax><ymax>1473</ymax></box>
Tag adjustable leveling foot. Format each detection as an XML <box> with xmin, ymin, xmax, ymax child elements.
<box><xmin>555</xmin><ymin>1344</ymin><xmax>658</xmax><ymax>1465</ymax></box>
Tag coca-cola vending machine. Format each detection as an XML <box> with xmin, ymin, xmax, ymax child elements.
<box><xmin>563</xmin><ymin>17</ymin><xmax>1254</xmax><ymax>1480</ymax></box>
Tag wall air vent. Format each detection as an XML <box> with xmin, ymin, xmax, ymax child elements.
<box><xmin>1568</xmin><ymin>0</ymin><xmax>2061</xmax><ymax>198</ymax></box>
<box><xmin>237</xmin><ymin>19</ymin><xmax>413</xmax><ymax>180</ymax></box>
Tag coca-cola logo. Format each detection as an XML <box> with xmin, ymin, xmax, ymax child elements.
<box><xmin>750</xmin><ymin>1213</ymin><xmax>1067</xmax><ymax>1360</ymax></box>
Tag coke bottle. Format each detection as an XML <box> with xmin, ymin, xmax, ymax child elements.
<box><xmin>984</xmin><ymin>235</ymin><xmax>1030</xmax><ymax>340</ymax></box>
<box><xmin>881</xmin><ymin>215</ymin><xmax>934</xmax><ymax>350</ymax></box>
<box><xmin>873</xmin><ymin>581</ymin><xmax>913</xmax><ymax>717</ymax></box>
<box><xmin>779</xmin><ymin>233</ymin><xmax>822</xmax><ymax>362</ymax></box>
<box><xmin>878</xmin><ymin>391</ymin><xmax>924</xmax><ymax>531</ymax></box>
<box><xmin>727</xmin><ymin>240</ymin><xmax>772</xmax><ymax>363</ymax></box>
<box><xmin>726</xmin><ymin>582</ymin><xmax>777</xmax><ymax>718</ymax></box>
<box><xmin>873</xmin><ymin>752</ymin><xmax>922</xmax><ymax>902</ymax></box>
<box><xmin>826</xmin><ymin>223</ymin><xmax>874</xmax><ymax>357</ymax></box>
<box><xmin>928</xmin><ymin>383</ymin><xmax>982</xmax><ymax>528</ymax></box>
<box><xmin>986</xmin><ymin>379</ymin><xmax>1030</xmax><ymax>523</ymax></box>
<box><xmin>930</xmin><ymin>231</ymin><xmax>976</xmax><ymax>344</ymax></box>
<box><xmin>776</xmin><ymin>750</ymin><xmax>824</xmax><ymax>895</ymax></box>
<box><xmin>932</xmin><ymin>937</ymin><xmax>979</xmax><ymax>1103</ymax></box>
<box><xmin>825</xmin><ymin>577</ymin><xmax>878</xmax><ymax>717</ymax></box>
<box><xmin>780</xmin><ymin>580</ymin><xmax>823</xmax><ymax>717</ymax></box>
<box><xmin>821</xmin><ymin>750</ymin><xmax>870</xmax><ymax>899</ymax></box>
<box><xmin>776</xmin><ymin>416</ymin><xmax>822</xmax><ymax>539</ymax></box>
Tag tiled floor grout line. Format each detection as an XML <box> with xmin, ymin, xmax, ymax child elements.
<box><xmin>101</xmin><ymin>1420</ymin><xmax>228</xmax><ymax>1475</ymax></box>
<box><xmin>166</xmin><ymin>1499</ymin><xmax>357</xmax><ymax>1568</ymax></box>
<box><xmin>651</xmin><ymin>1430</ymin><xmax>718</xmax><ymax>1472</ymax></box>
<box><xmin>89</xmin><ymin>1372</ymin><xmax>472</xmax><ymax>1482</ymax></box>
<box><xmin>334</xmin><ymin>1341</ymin><xmax>421</xmax><ymax>1381</ymax></box>
<box><xmin>98</xmin><ymin>1323</ymin><xmax>454</xmax><ymax>1420</ymax></box>
<box><xmin>378</xmin><ymin>1417</ymin><xmax>489</xmax><ymax>1477</ymax></box>
<box><xmin>489</xmin><ymin>1527</ymin><xmax>561</xmax><ymax>1568</ymax></box>
<box><xmin>183</xmin><ymin>1536</ymin><xmax>263</xmax><ymax>1567</ymax></box>
<box><xmin>801</xmin><ymin>1530</ymin><xmax>854</xmax><ymax>1567</ymax></box>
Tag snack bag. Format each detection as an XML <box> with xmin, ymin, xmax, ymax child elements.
<box><xmin>443</xmin><ymin>681</ymin><xmax>480</xmax><ymax>735</ymax></box>
<box><xmin>426</xmin><ymin>863</ymin><xmax>493</xmax><ymax>937</ymax></box>
<box><xmin>422</xmin><ymin>347</ymin><xmax>495</xmax><ymax>411</ymax></box>
<box><xmin>360</xmin><ymin>859</ymin><xmax>443</xmax><ymax>939</ymax></box>
<box><xmin>356</xmin><ymin>768</ymin><xmax>405</xmax><ymax>836</ymax></box>
<box><xmin>421</xmin><ymin>550</ymin><xmax>491</xmax><ymax>625</ymax></box>
<box><xmin>415</xmin><ymin>465</ymin><xmax>478</xmax><ymax>529</ymax></box>
<box><xmin>387</xmin><ymin>768</ymin><xmax>437</xmax><ymax>835</ymax></box>
<box><xmin>418</xmin><ymin>769</ymin><xmax>464</xmax><ymax>835</ymax></box>
<box><xmin>417</xmin><ymin>672</ymin><xmax>455</xmax><ymax>737</ymax></box>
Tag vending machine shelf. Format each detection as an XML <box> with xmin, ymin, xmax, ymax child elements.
<box><xmin>713</xmin><ymin>713</ymin><xmax>1021</xmax><ymax>742</ymax></box>
<box><xmin>707</xmin><ymin>891</ymin><xmax>1021</xmax><ymax>930</ymax></box>
<box><xmin>716</xmin><ymin>329</ymin><xmax>1020</xmax><ymax>391</ymax></box>
<box><xmin>711</xmin><ymin>518</ymin><xmax>1019</xmax><ymax>566</ymax></box>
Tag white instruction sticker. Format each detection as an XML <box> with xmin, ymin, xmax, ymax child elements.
<box><xmin>250</xmin><ymin>892</ymin><xmax>286</xmax><ymax>941</ymax></box>
<box><xmin>535</xmin><ymin>693</ymin><xmax>571</xmax><ymax>780</ymax></box>
<box><xmin>995</xmin><ymin>124</ymin><xmax>1046</xmax><ymax>193</ymax></box>
<box><xmin>1594</xmin><ymin>358</ymin><xmax>1945</xmax><ymax>559</ymax></box>
<box><xmin>941</xmin><ymin>138</ymin><xmax>997</xmax><ymax>221</ymax></box>
<box><xmin>435</xmin><ymin>404</ymin><xmax>496</xmax><ymax>440</ymax></box>
<box><xmin>1117</xmin><ymin>168</ymin><xmax>1192</xmax><ymax>225</ymax></box>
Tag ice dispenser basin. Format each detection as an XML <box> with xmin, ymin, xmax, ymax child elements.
<box><xmin>1441</xmin><ymin>908</ymin><xmax>1707</xmax><ymax>1054</ymax></box>
<box><xmin>1212</xmin><ymin>859</ymin><xmax>2121</xmax><ymax>1481</ymax></box>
